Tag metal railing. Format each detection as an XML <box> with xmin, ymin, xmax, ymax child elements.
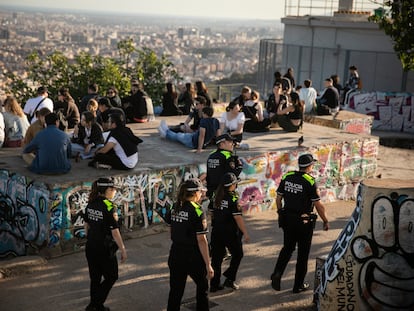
<box><xmin>284</xmin><ymin>0</ymin><xmax>385</xmax><ymax>16</ymax></box>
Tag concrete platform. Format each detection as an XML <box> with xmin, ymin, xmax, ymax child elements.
<box><xmin>0</xmin><ymin>114</ymin><xmax>379</xmax><ymax>258</ymax></box>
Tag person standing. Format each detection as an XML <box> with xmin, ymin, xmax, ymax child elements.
<box><xmin>166</xmin><ymin>178</ymin><xmax>214</xmax><ymax>311</ymax></box>
<box><xmin>83</xmin><ymin>177</ymin><xmax>127</xmax><ymax>311</ymax></box>
<box><xmin>209</xmin><ymin>172</ymin><xmax>249</xmax><ymax>292</ymax></box>
<box><xmin>271</xmin><ymin>154</ymin><xmax>329</xmax><ymax>293</ymax></box>
<box><xmin>206</xmin><ymin>133</ymin><xmax>243</xmax><ymax>201</ymax></box>
<box><xmin>24</xmin><ymin>86</ymin><xmax>54</xmax><ymax>124</ymax></box>
<box><xmin>22</xmin><ymin>112</ymin><xmax>71</xmax><ymax>174</ymax></box>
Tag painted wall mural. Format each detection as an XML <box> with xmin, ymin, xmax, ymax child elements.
<box><xmin>345</xmin><ymin>92</ymin><xmax>414</xmax><ymax>133</ymax></box>
<box><xmin>317</xmin><ymin>180</ymin><xmax>414</xmax><ymax>311</ymax></box>
<box><xmin>0</xmin><ymin>137</ymin><xmax>378</xmax><ymax>257</ymax></box>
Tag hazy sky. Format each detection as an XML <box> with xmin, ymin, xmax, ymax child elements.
<box><xmin>1</xmin><ymin>0</ymin><xmax>285</xmax><ymax>20</ymax></box>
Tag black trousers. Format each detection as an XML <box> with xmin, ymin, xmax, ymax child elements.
<box><xmin>86</xmin><ymin>244</ymin><xmax>118</xmax><ymax>308</ymax></box>
<box><xmin>210</xmin><ymin>228</ymin><xmax>243</xmax><ymax>287</ymax></box>
<box><xmin>272</xmin><ymin>214</ymin><xmax>314</xmax><ymax>290</ymax></box>
<box><xmin>92</xmin><ymin>149</ymin><xmax>130</xmax><ymax>170</ymax></box>
<box><xmin>167</xmin><ymin>244</ymin><xmax>209</xmax><ymax>311</ymax></box>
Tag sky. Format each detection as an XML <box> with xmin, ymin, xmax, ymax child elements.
<box><xmin>0</xmin><ymin>0</ymin><xmax>285</xmax><ymax>21</ymax></box>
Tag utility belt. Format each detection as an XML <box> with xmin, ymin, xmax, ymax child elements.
<box><xmin>279</xmin><ymin>209</ymin><xmax>317</xmax><ymax>228</ymax></box>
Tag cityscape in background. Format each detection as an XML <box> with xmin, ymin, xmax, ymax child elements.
<box><xmin>0</xmin><ymin>5</ymin><xmax>284</xmax><ymax>100</ymax></box>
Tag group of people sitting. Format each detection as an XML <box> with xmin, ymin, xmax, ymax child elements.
<box><xmin>0</xmin><ymin>84</ymin><xmax>143</xmax><ymax>175</ymax></box>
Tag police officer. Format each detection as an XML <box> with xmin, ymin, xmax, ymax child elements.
<box><xmin>271</xmin><ymin>154</ymin><xmax>329</xmax><ymax>293</ymax></box>
<box><xmin>206</xmin><ymin>133</ymin><xmax>243</xmax><ymax>202</ymax></box>
<box><xmin>210</xmin><ymin>172</ymin><xmax>250</xmax><ymax>292</ymax></box>
<box><xmin>166</xmin><ymin>178</ymin><xmax>214</xmax><ymax>311</ymax></box>
<box><xmin>83</xmin><ymin>178</ymin><xmax>127</xmax><ymax>311</ymax></box>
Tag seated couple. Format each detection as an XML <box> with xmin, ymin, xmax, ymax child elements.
<box><xmin>158</xmin><ymin>106</ymin><xmax>219</xmax><ymax>153</ymax></box>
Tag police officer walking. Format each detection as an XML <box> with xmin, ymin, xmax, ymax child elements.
<box><xmin>206</xmin><ymin>133</ymin><xmax>243</xmax><ymax>203</ymax></box>
<box><xmin>209</xmin><ymin>172</ymin><xmax>250</xmax><ymax>292</ymax></box>
<box><xmin>271</xmin><ymin>154</ymin><xmax>329</xmax><ymax>293</ymax></box>
<box><xmin>166</xmin><ymin>178</ymin><xmax>214</xmax><ymax>311</ymax></box>
<box><xmin>83</xmin><ymin>177</ymin><xmax>127</xmax><ymax>311</ymax></box>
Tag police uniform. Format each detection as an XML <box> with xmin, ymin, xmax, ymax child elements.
<box><xmin>166</xmin><ymin>200</ymin><xmax>209</xmax><ymax>311</ymax></box>
<box><xmin>271</xmin><ymin>170</ymin><xmax>320</xmax><ymax>292</ymax></box>
<box><xmin>84</xmin><ymin>197</ymin><xmax>119</xmax><ymax>310</ymax></box>
<box><xmin>210</xmin><ymin>190</ymin><xmax>244</xmax><ymax>290</ymax></box>
<box><xmin>206</xmin><ymin>148</ymin><xmax>242</xmax><ymax>198</ymax></box>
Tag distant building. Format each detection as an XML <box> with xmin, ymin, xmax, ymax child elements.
<box><xmin>177</xmin><ymin>27</ymin><xmax>184</xmax><ymax>39</ymax></box>
<box><xmin>258</xmin><ymin>0</ymin><xmax>414</xmax><ymax>96</ymax></box>
<box><xmin>0</xmin><ymin>28</ymin><xmax>10</xmax><ymax>40</ymax></box>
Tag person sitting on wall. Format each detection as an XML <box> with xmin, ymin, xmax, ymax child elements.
<box><xmin>22</xmin><ymin>112</ymin><xmax>72</xmax><ymax>174</ymax></box>
<box><xmin>242</xmin><ymin>90</ymin><xmax>271</xmax><ymax>133</ymax></box>
<box><xmin>316</xmin><ymin>78</ymin><xmax>339</xmax><ymax>116</ymax></box>
<box><xmin>277</xmin><ymin>92</ymin><xmax>304</xmax><ymax>132</ymax></box>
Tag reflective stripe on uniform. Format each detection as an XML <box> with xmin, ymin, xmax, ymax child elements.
<box><xmin>220</xmin><ymin>150</ymin><xmax>232</xmax><ymax>159</ymax></box>
<box><xmin>190</xmin><ymin>201</ymin><xmax>203</xmax><ymax>217</ymax></box>
<box><xmin>302</xmin><ymin>173</ymin><xmax>315</xmax><ymax>186</ymax></box>
<box><xmin>103</xmin><ymin>199</ymin><xmax>114</xmax><ymax>212</ymax></box>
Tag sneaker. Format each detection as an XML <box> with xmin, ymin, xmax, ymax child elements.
<box><xmin>209</xmin><ymin>284</ymin><xmax>224</xmax><ymax>293</ymax></box>
<box><xmin>95</xmin><ymin>162</ymin><xmax>112</xmax><ymax>170</ymax></box>
<box><xmin>160</xmin><ymin>120</ymin><xmax>169</xmax><ymax>132</ymax></box>
<box><xmin>293</xmin><ymin>282</ymin><xmax>310</xmax><ymax>293</ymax></box>
<box><xmin>238</xmin><ymin>143</ymin><xmax>249</xmax><ymax>150</ymax></box>
<box><xmin>158</xmin><ymin>125</ymin><xmax>166</xmax><ymax>138</ymax></box>
<box><xmin>270</xmin><ymin>273</ymin><xmax>281</xmax><ymax>291</ymax></box>
<box><xmin>223</xmin><ymin>278</ymin><xmax>239</xmax><ymax>290</ymax></box>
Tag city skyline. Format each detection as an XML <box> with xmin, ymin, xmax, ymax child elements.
<box><xmin>0</xmin><ymin>0</ymin><xmax>285</xmax><ymax>21</ymax></box>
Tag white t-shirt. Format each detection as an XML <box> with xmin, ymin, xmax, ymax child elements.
<box><xmin>220</xmin><ymin>111</ymin><xmax>245</xmax><ymax>132</ymax></box>
<box><xmin>108</xmin><ymin>136</ymin><xmax>138</xmax><ymax>168</ymax></box>
<box><xmin>299</xmin><ymin>87</ymin><xmax>317</xmax><ymax>114</ymax></box>
<box><xmin>0</xmin><ymin>112</ymin><xmax>5</xmax><ymax>146</ymax></box>
<box><xmin>24</xmin><ymin>96</ymin><xmax>54</xmax><ymax>124</ymax></box>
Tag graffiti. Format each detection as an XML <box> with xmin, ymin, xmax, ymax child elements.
<box><xmin>318</xmin><ymin>185</ymin><xmax>414</xmax><ymax>311</ymax></box>
<box><xmin>345</xmin><ymin>91</ymin><xmax>414</xmax><ymax>134</ymax></box>
<box><xmin>0</xmin><ymin>170</ymin><xmax>49</xmax><ymax>257</ymax></box>
<box><xmin>1</xmin><ymin>137</ymin><xmax>379</xmax><ymax>257</ymax></box>
<box><xmin>352</xmin><ymin>195</ymin><xmax>414</xmax><ymax>310</ymax></box>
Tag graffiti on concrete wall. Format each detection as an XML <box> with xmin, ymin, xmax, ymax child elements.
<box><xmin>0</xmin><ymin>170</ymin><xmax>49</xmax><ymax>258</ymax></box>
<box><xmin>318</xmin><ymin>184</ymin><xmax>414</xmax><ymax>311</ymax></box>
<box><xmin>0</xmin><ymin>137</ymin><xmax>378</xmax><ymax>257</ymax></box>
<box><xmin>346</xmin><ymin>92</ymin><xmax>414</xmax><ymax>133</ymax></box>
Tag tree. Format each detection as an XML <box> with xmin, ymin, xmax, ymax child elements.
<box><xmin>369</xmin><ymin>1</ymin><xmax>414</xmax><ymax>72</ymax></box>
<box><xmin>5</xmin><ymin>40</ymin><xmax>181</xmax><ymax>107</ymax></box>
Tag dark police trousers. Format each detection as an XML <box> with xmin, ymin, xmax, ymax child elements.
<box><xmin>167</xmin><ymin>244</ymin><xmax>209</xmax><ymax>311</ymax></box>
<box><xmin>86</xmin><ymin>243</ymin><xmax>118</xmax><ymax>307</ymax></box>
<box><xmin>272</xmin><ymin>213</ymin><xmax>314</xmax><ymax>289</ymax></box>
<box><xmin>210</xmin><ymin>228</ymin><xmax>243</xmax><ymax>287</ymax></box>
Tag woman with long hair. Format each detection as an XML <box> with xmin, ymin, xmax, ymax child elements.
<box><xmin>56</xmin><ymin>87</ymin><xmax>80</xmax><ymax>129</ymax></box>
<box><xmin>195</xmin><ymin>81</ymin><xmax>212</xmax><ymax>107</ymax></box>
<box><xmin>178</xmin><ymin>82</ymin><xmax>196</xmax><ymax>115</ymax></box>
<box><xmin>2</xmin><ymin>96</ymin><xmax>30</xmax><ymax>147</ymax></box>
<box><xmin>209</xmin><ymin>172</ymin><xmax>249</xmax><ymax>292</ymax></box>
<box><xmin>83</xmin><ymin>177</ymin><xmax>127</xmax><ymax>311</ymax></box>
<box><xmin>277</xmin><ymin>92</ymin><xmax>304</xmax><ymax>132</ymax></box>
<box><xmin>160</xmin><ymin>82</ymin><xmax>182</xmax><ymax>116</ymax></box>
<box><xmin>242</xmin><ymin>90</ymin><xmax>271</xmax><ymax>132</ymax></box>
<box><xmin>166</xmin><ymin>178</ymin><xmax>214</xmax><ymax>311</ymax></box>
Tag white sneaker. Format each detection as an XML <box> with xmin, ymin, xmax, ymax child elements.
<box><xmin>160</xmin><ymin>120</ymin><xmax>169</xmax><ymax>132</ymax></box>
<box><xmin>158</xmin><ymin>125</ymin><xmax>166</xmax><ymax>138</ymax></box>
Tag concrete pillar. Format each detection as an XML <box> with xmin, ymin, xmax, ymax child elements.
<box><xmin>338</xmin><ymin>0</ymin><xmax>353</xmax><ymax>11</ymax></box>
<box><xmin>316</xmin><ymin>179</ymin><xmax>414</xmax><ymax>310</ymax></box>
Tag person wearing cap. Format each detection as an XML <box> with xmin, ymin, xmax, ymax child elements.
<box><xmin>270</xmin><ymin>153</ymin><xmax>329</xmax><ymax>294</ymax></box>
<box><xmin>24</xmin><ymin>86</ymin><xmax>54</xmax><ymax>124</ymax></box>
<box><xmin>209</xmin><ymin>172</ymin><xmax>250</xmax><ymax>292</ymax></box>
<box><xmin>165</xmin><ymin>178</ymin><xmax>214</xmax><ymax>311</ymax></box>
<box><xmin>206</xmin><ymin>133</ymin><xmax>243</xmax><ymax>200</ymax></box>
<box><xmin>83</xmin><ymin>177</ymin><xmax>127</xmax><ymax>311</ymax></box>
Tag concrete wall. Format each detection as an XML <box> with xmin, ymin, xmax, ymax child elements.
<box><xmin>316</xmin><ymin>179</ymin><xmax>414</xmax><ymax>311</ymax></box>
<box><xmin>0</xmin><ymin>137</ymin><xmax>378</xmax><ymax>258</ymax></box>
<box><xmin>344</xmin><ymin>91</ymin><xmax>414</xmax><ymax>133</ymax></box>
